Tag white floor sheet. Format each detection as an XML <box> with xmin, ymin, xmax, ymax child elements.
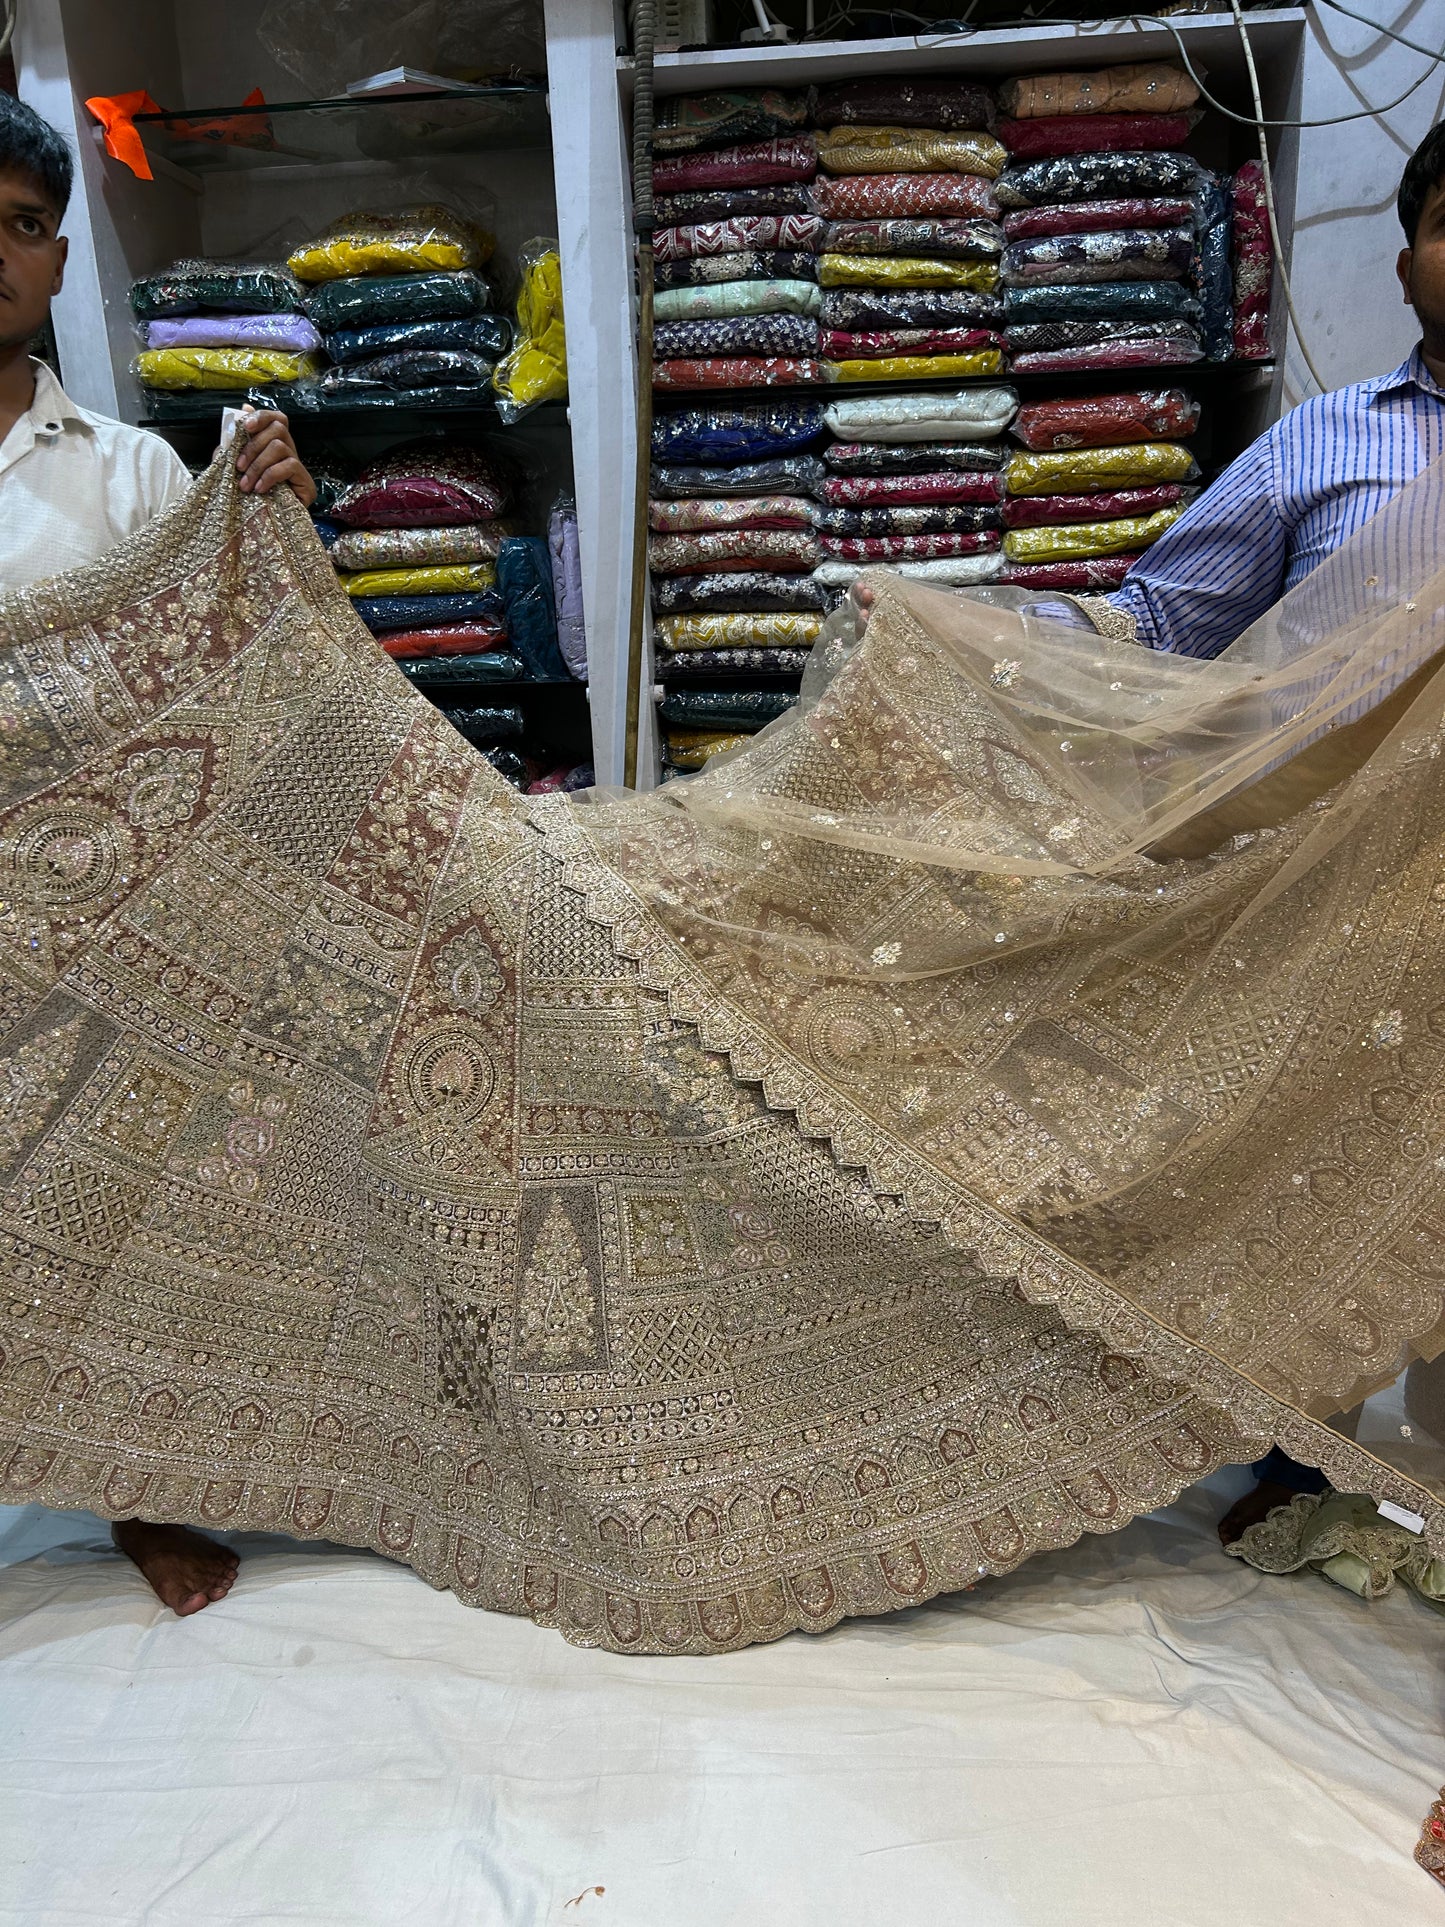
<box><xmin>0</xmin><ymin>1470</ymin><xmax>1439</xmax><ymax>1927</ymax></box>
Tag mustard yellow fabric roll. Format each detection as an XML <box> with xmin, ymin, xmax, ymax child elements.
<box><xmin>655</xmin><ymin>612</ymin><xmax>824</xmax><ymax>652</ymax></box>
<box><xmin>832</xmin><ymin>351</ymin><xmax>1004</xmax><ymax>382</ymax></box>
<box><xmin>337</xmin><ymin>563</ymin><xmax>499</xmax><ymax>598</ymax></box>
<box><xmin>288</xmin><ymin>205</ymin><xmax>494</xmax><ymax>283</ymax></box>
<box><xmin>493</xmin><ymin>246</ymin><xmax>567</xmax><ymax>418</ymax></box>
<box><xmin>816</xmin><ymin>126</ymin><xmax>1007</xmax><ymax>178</ymax></box>
<box><xmin>1006</xmin><ymin>442</ymin><xmax>1197</xmax><ymax>497</ymax></box>
<box><xmin>134</xmin><ymin>348</ymin><xmax>321</xmax><ymax>391</ymax></box>
<box><xmin>666</xmin><ymin>729</ymin><xmax>749</xmax><ymax>768</ymax></box>
<box><xmin>1002</xmin><ymin>506</ymin><xmax>1185</xmax><ymax>562</ymax></box>
<box><xmin>819</xmin><ymin>253</ymin><xmax>1000</xmax><ymax>292</ymax></box>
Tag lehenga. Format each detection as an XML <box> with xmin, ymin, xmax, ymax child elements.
<box><xmin>1</xmin><ymin>448</ymin><xmax>1443</xmax><ymax>1658</ymax></box>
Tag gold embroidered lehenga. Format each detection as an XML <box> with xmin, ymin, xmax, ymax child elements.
<box><xmin>1</xmin><ymin>450</ymin><xmax>1444</xmax><ymax>1656</ymax></box>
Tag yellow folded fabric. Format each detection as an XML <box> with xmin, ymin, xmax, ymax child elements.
<box><xmin>337</xmin><ymin>563</ymin><xmax>498</xmax><ymax>597</ymax></box>
<box><xmin>1002</xmin><ymin>507</ymin><xmax>1185</xmax><ymax>562</ymax></box>
<box><xmin>831</xmin><ymin>351</ymin><xmax>1004</xmax><ymax>382</ymax></box>
<box><xmin>819</xmin><ymin>254</ymin><xmax>1000</xmax><ymax>291</ymax></box>
<box><xmin>493</xmin><ymin>246</ymin><xmax>568</xmax><ymax>416</ymax></box>
<box><xmin>655</xmin><ymin>613</ymin><xmax>824</xmax><ymax>651</ymax></box>
<box><xmin>817</xmin><ymin>126</ymin><xmax>1007</xmax><ymax>178</ymax></box>
<box><xmin>665</xmin><ymin>729</ymin><xmax>749</xmax><ymax>769</ymax></box>
<box><xmin>134</xmin><ymin>348</ymin><xmax>321</xmax><ymax>391</ymax></box>
<box><xmin>1006</xmin><ymin>443</ymin><xmax>1197</xmax><ymax>496</ymax></box>
<box><xmin>288</xmin><ymin>205</ymin><xmax>494</xmax><ymax>283</ymax></box>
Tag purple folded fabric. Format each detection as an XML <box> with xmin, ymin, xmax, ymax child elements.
<box><xmin>547</xmin><ymin>497</ymin><xmax>588</xmax><ymax>680</ymax></box>
<box><xmin>144</xmin><ymin>314</ymin><xmax>323</xmax><ymax>353</ymax></box>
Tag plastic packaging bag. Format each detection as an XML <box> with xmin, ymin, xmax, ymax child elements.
<box><xmin>320</xmin><ymin>348</ymin><xmax>500</xmax><ymax>395</ymax></box>
<box><xmin>325</xmin><ymin>315</ymin><xmax>513</xmax><ymax>363</ymax></box>
<box><xmin>816</xmin><ymin>127</ymin><xmax>1007</xmax><ymax>179</ymax></box>
<box><xmin>823</xmin><ymin>385</ymin><xmax>1017</xmax><ymax>443</ymax></box>
<box><xmin>288</xmin><ymin>205</ymin><xmax>494</xmax><ymax>283</ymax></box>
<box><xmin>497</xmin><ymin>536</ymin><xmax>569</xmax><ymax>678</ymax></box>
<box><xmin>354</xmin><ymin>590</ymin><xmax>506</xmax><ymax>631</ymax></box>
<box><xmin>648</xmin><ymin>496</ymin><xmax>816</xmax><ymax>532</ymax></box>
<box><xmin>654</xmin><ymin>250</ymin><xmax>819</xmax><ymax>289</ymax></box>
<box><xmin>652</xmin><ymin>136</ymin><xmax>818</xmax><ymax>193</ymax></box>
<box><xmin>824</xmin><ymin>439</ymin><xmax>1005</xmax><ymax>475</ymax></box>
<box><xmin>439</xmin><ymin>705</ymin><xmax>525</xmax><ymax>747</ymax></box>
<box><xmin>492</xmin><ymin>240</ymin><xmax>566</xmax><ymax>423</ymax></box>
<box><xmin>653</xmin><ymin>278</ymin><xmax>822</xmax><ymax>322</ymax></box>
<box><xmin>819</xmin><ymin>254</ymin><xmax>1000</xmax><ymax>292</ymax></box>
<box><xmin>653</xmin><ymin>215</ymin><xmax>825</xmax><ymax>261</ymax></box>
<box><xmin>822</xmin><ymin>218</ymin><xmax>1004</xmax><ymax>260</ymax></box>
<box><xmin>659</xmin><ymin>687</ymin><xmax>797</xmax><ymax>731</ymax></box>
<box><xmin>397</xmin><ymin>650</ymin><xmax>525</xmax><ymax>680</ymax></box>
<box><xmin>258</xmin><ymin>0</ymin><xmax>545</xmax><ymax>98</ymax></box>
<box><xmin>134</xmin><ymin>347</ymin><xmax>321</xmax><ymax>391</ymax></box>
<box><xmin>648</xmin><ymin>529</ymin><xmax>821</xmax><ymax>574</ymax></box>
<box><xmin>811</xmin><ymin>171</ymin><xmax>1000</xmax><ymax>221</ymax></box>
<box><xmin>1001</xmin><ymin>60</ymin><xmax>1197</xmax><ymax>118</ymax></box>
<box><xmin>819</xmin><ymin>290</ymin><xmax>1004</xmax><ymax>335</ymax></box>
<box><xmin>1002</xmin><ymin>506</ymin><xmax>1182</xmax><ymax>560</ymax></box>
<box><xmin>812</xmin><ymin>78</ymin><xmax>995</xmax><ymax>132</ymax></box>
<box><xmin>1012</xmin><ymin>388</ymin><xmax>1199</xmax><ymax>449</ymax></box>
<box><xmin>816</xmin><ymin>471</ymin><xmax>1003</xmax><ymax>508</ymax></box>
<box><xmin>997</xmin><ymin>151</ymin><xmax>1201</xmax><ymax>208</ymax></box>
<box><xmin>482</xmin><ymin>747</ymin><xmax>530</xmax><ymax>788</ymax></box>
<box><xmin>654</xmin><ymin>357</ymin><xmax>831</xmax><ymax>390</ymax></box>
<box><xmin>376</xmin><ymin>621</ymin><xmax>509</xmax><ymax>659</ymax></box>
<box><xmin>305</xmin><ymin>270</ymin><xmax>492</xmax><ymax>332</ymax></box>
<box><xmin>654</xmin><ymin>611</ymin><xmax>823</xmax><ymax>651</ymax></box>
<box><xmin>820</xmin><ymin>531</ymin><xmax>999</xmax><ymax>562</ymax></box>
<box><xmin>281</xmin><ymin>379</ymin><xmax>496</xmax><ymax>414</ymax></box>
<box><xmin>144</xmin><ymin>314</ymin><xmax>322</xmax><ymax>353</ymax></box>
<box><xmin>831</xmin><ymin>351</ymin><xmax>1004</xmax><ymax>382</ymax></box>
<box><xmin>656</xmin><ymin>184</ymin><xmax>816</xmax><ymax>226</ymax></box>
<box><xmin>1002</xmin><ymin>197</ymin><xmax>1195</xmax><ymax>241</ymax></box>
<box><xmin>1195</xmin><ymin>173</ymin><xmax>1234</xmax><ymax>362</ymax></box>
<box><xmin>997</xmin><ymin>112</ymin><xmax>1197</xmax><ymax>161</ymax></box>
<box><xmin>814</xmin><ymin>502</ymin><xmax>1000</xmax><ymax>535</ymax></box>
<box><xmin>1002</xmin><ymin>482</ymin><xmax>1189</xmax><ymax>527</ymax></box>
<box><xmin>650</xmin><ymin>454</ymin><xmax>829</xmax><ymax>498</ymax></box>
<box><xmin>1001</xmin><ymin>227</ymin><xmax>1193</xmax><ymax>286</ymax></box>
<box><xmin>1005</xmin><ymin>441</ymin><xmax>1198</xmax><ymax>495</ymax></box>
<box><xmin>332</xmin><ymin>524</ymin><xmax>508</xmax><ymax>570</ymax></box>
<box><xmin>1008</xmin><ymin>330</ymin><xmax>1204</xmax><ymax>374</ymax></box>
<box><xmin>651</xmin><ymin>401</ymin><xmax>826</xmax><ymax>464</ymax></box>
<box><xmin>653</xmin><ymin>89</ymin><xmax>810</xmax><ymax>154</ymax></box>
<box><xmin>651</xmin><ymin>572</ymin><xmax>833</xmax><ymax>613</ymax></box>
<box><xmin>1003</xmin><ymin>280</ymin><xmax>1202</xmax><ymax>323</ymax></box>
<box><xmin>664</xmin><ymin>729</ymin><xmax>751</xmax><ymax>770</ymax></box>
<box><xmin>1004</xmin><ymin>316</ymin><xmax>1202</xmax><ymax>353</ymax></box>
<box><xmin>311</xmin><ymin>515</ymin><xmax>341</xmax><ymax>548</ymax></box>
<box><xmin>822</xmin><ymin>326</ymin><xmax>1000</xmax><ymax>358</ymax></box>
<box><xmin>129</xmin><ymin>259</ymin><xmax>304</xmax><ymax>320</ymax></box>
<box><xmin>334</xmin><ymin>442</ymin><xmax>514</xmax><ymax>526</ymax></box>
<box><xmin>653</xmin><ymin>314</ymin><xmax>821</xmax><ymax>359</ymax></box>
<box><xmin>338</xmin><ymin>562</ymin><xmax>498</xmax><ymax>597</ymax></box>
<box><xmin>814</xmin><ymin>553</ymin><xmax>1002</xmax><ymax>587</ymax></box>
<box><xmin>659</xmin><ymin>648</ymin><xmax>812</xmax><ymax>681</ymax></box>
<box><xmin>1232</xmin><ymin>160</ymin><xmax>1272</xmax><ymax>360</ymax></box>
<box><xmin>546</xmin><ymin>494</ymin><xmax>587</xmax><ymax>680</ymax></box>
<box><xmin>1000</xmin><ymin>553</ymin><xmax>1141</xmax><ymax>589</ymax></box>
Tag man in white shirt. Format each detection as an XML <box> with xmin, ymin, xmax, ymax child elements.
<box><xmin>1</xmin><ymin>92</ymin><xmax>316</xmax><ymax>1611</ymax></box>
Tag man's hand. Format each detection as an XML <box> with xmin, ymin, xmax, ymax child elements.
<box><xmin>234</xmin><ymin>407</ymin><xmax>317</xmax><ymax>508</ymax></box>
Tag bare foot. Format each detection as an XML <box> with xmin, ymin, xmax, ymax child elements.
<box><xmin>112</xmin><ymin>1519</ymin><xmax>240</xmax><ymax>1615</ymax></box>
<box><xmin>1218</xmin><ymin>1479</ymin><xmax>1298</xmax><ymax>1547</ymax></box>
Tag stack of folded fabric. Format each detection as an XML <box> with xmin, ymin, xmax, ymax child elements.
<box><xmin>995</xmin><ymin>61</ymin><xmax>1215</xmax><ymax>375</ymax></box>
<box><xmin>288</xmin><ymin>205</ymin><xmax>511</xmax><ymax>411</ymax></box>
<box><xmin>810</xmin><ymin>77</ymin><xmax>1008</xmax><ymax>383</ymax></box>
<box><xmin>810</xmin><ymin>385</ymin><xmax>1016</xmax><ymax>594</ymax></box>
<box><xmin>650</xmin><ymin>88</ymin><xmax>826</xmax><ymax>391</ymax></box>
<box><xmin>1000</xmin><ymin>386</ymin><xmax>1199</xmax><ymax>590</ymax></box>
<box><xmin>130</xmin><ymin>259</ymin><xmax>322</xmax><ymax>416</ymax></box>
<box><xmin>1231</xmin><ymin>159</ymin><xmax>1272</xmax><ymax>360</ymax></box>
<box><xmin>649</xmin><ymin>399</ymin><xmax>832</xmax><ymax>775</ymax></box>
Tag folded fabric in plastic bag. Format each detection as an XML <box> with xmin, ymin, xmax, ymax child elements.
<box><xmin>144</xmin><ymin>314</ymin><xmax>322</xmax><ymax>353</ymax></box>
<box><xmin>658</xmin><ymin>647</ymin><xmax>812</xmax><ymax>680</ymax></box>
<box><xmin>664</xmin><ymin>729</ymin><xmax>750</xmax><ymax>769</ymax></box>
<box><xmin>651</xmin><ymin>400</ymin><xmax>827</xmax><ymax>463</ymax></box>
<box><xmin>319</xmin><ymin>348</ymin><xmax>499</xmax><ymax>394</ymax></box>
<box><xmin>492</xmin><ymin>241</ymin><xmax>567</xmax><ymax>423</ymax></box>
<box><xmin>832</xmin><ymin>351</ymin><xmax>1004</xmax><ymax>382</ymax></box>
<box><xmin>654</xmin><ymin>250</ymin><xmax>820</xmax><ymax>288</ymax></box>
<box><xmin>333</xmin><ymin>525</ymin><xmax>508</xmax><ymax>570</ymax></box>
<box><xmin>812</xmin><ymin>77</ymin><xmax>995</xmax><ymax>132</ymax></box>
<box><xmin>281</xmin><ymin>381</ymin><xmax>496</xmax><ymax>414</ymax></box>
<box><xmin>822</xmin><ymin>218</ymin><xmax>1004</xmax><ymax>260</ymax></box>
<box><xmin>134</xmin><ymin>347</ymin><xmax>321</xmax><ymax>391</ymax></box>
<box><xmin>819</xmin><ymin>287</ymin><xmax>1003</xmax><ymax>330</ymax></box>
<box><xmin>1195</xmin><ymin>174</ymin><xmax>1234</xmax><ymax>362</ymax></box>
<box><xmin>816</xmin><ymin>127</ymin><xmax>1007</xmax><ymax>179</ymax></box>
<box><xmin>997</xmin><ymin>112</ymin><xmax>1197</xmax><ymax>160</ymax></box>
<box><xmin>497</xmin><ymin>536</ymin><xmax>568</xmax><ymax>679</ymax></box>
<box><xmin>439</xmin><ymin>704</ymin><xmax>525</xmax><ymax>748</ymax></box>
<box><xmin>1001</xmin><ymin>226</ymin><xmax>1193</xmax><ymax>286</ymax></box>
<box><xmin>129</xmin><ymin>259</ymin><xmax>305</xmax><ymax>320</ymax></box>
<box><xmin>656</xmin><ymin>184</ymin><xmax>817</xmax><ymax>226</ymax></box>
<box><xmin>654</xmin><ymin>215</ymin><xmax>825</xmax><ymax>261</ymax></box>
<box><xmin>648</xmin><ymin>529</ymin><xmax>822</xmax><ymax>574</ymax></box>
<box><xmin>1000</xmin><ymin>61</ymin><xmax>1198</xmax><ymax>119</ymax></box>
<box><xmin>1002</xmin><ymin>507</ymin><xmax>1181</xmax><ymax>560</ymax></box>
<box><xmin>821</xmin><ymin>326</ymin><xmax>1001</xmax><ymax>358</ymax></box>
<box><xmin>813</xmin><ymin>502</ymin><xmax>1001</xmax><ymax>535</ymax></box>
<box><xmin>655</xmin><ymin>611</ymin><xmax>824</xmax><ymax>651</ymax></box>
<box><xmin>824</xmin><ymin>439</ymin><xmax>1007</xmax><ymax>473</ymax></box>
<box><xmin>1233</xmin><ymin>160</ymin><xmax>1272</xmax><ymax>360</ymax></box>
<box><xmin>325</xmin><ymin>315</ymin><xmax>513</xmax><ymax>363</ymax></box>
<box><xmin>659</xmin><ymin>687</ymin><xmax>797</xmax><ymax>731</ymax></box>
<box><xmin>811</xmin><ymin>171</ymin><xmax>1000</xmax><ymax>221</ymax></box>
<box><xmin>654</xmin><ymin>358</ymin><xmax>831</xmax><ymax>390</ymax></box>
<box><xmin>814</xmin><ymin>553</ymin><xmax>1002</xmax><ymax>587</ymax></box>
<box><xmin>547</xmin><ymin>496</ymin><xmax>587</xmax><ymax>680</ymax></box>
<box><xmin>653</xmin><ymin>281</ymin><xmax>823</xmax><ymax>326</ymax></box>
<box><xmin>1002</xmin><ymin>482</ymin><xmax>1189</xmax><ymax>526</ymax></box>
<box><xmin>377</xmin><ymin>621</ymin><xmax>509</xmax><ymax>658</ymax></box>
<box><xmin>1010</xmin><ymin>335</ymin><xmax>1204</xmax><ymax>374</ymax></box>
<box><xmin>310</xmin><ymin>515</ymin><xmax>341</xmax><ymax>549</ymax></box>
<box><xmin>353</xmin><ymin>591</ymin><xmax>505</xmax><ymax>632</ymax></box>
<box><xmin>820</xmin><ymin>531</ymin><xmax>999</xmax><ymax>562</ymax></box>
<box><xmin>653</xmin><ymin>314</ymin><xmax>821</xmax><ymax>359</ymax></box>
<box><xmin>1000</xmin><ymin>552</ymin><xmax>1140</xmax><ymax>589</ymax></box>
<box><xmin>816</xmin><ymin>471</ymin><xmax>1002</xmax><ymax>508</ymax></box>
<box><xmin>824</xmin><ymin>386</ymin><xmax>1016</xmax><ymax>442</ymax></box>
<box><xmin>288</xmin><ymin>205</ymin><xmax>494</xmax><ymax>283</ymax></box>
<box><xmin>1006</xmin><ymin>441</ymin><xmax>1198</xmax><ymax>495</ymax></box>
<box><xmin>819</xmin><ymin>254</ymin><xmax>1000</xmax><ymax>291</ymax></box>
<box><xmin>1012</xmin><ymin>388</ymin><xmax>1199</xmax><ymax>450</ymax></box>
<box><xmin>997</xmin><ymin>151</ymin><xmax>1201</xmax><ymax>207</ymax></box>
<box><xmin>649</xmin><ymin>495</ymin><xmax>817</xmax><ymax>532</ymax></box>
<box><xmin>338</xmin><ymin>562</ymin><xmax>498</xmax><ymax>598</ymax></box>
<box><xmin>652</xmin><ymin>571</ymin><xmax>833</xmax><ymax>613</ymax></box>
<box><xmin>1002</xmin><ymin>197</ymin><xmax>1196</xmax><ymax>242</ymax></box>
<box><xmin>334</xmin><ymin>442</ymin><xmax>513</xmax><ymax>526</ymax></box>
<box><xmin>653</xmin><ymin>89</ymin><xmax>811</xmax><ymax>154</ymax></box>
<box><xmin>1004</xmin><ymin>316</ymin><xmax>1202</xmax><ymax>353</ymax></box>
<box><xmin>650</xmin><ymin>453</ymin><xmax>829</xmax><ymax>498</ymax></box>
<box><xmin>305</xmin><ymin>270</ymin><xmax>492</xmax><ymax>331</ymax></box>
<box><xmin>397</xmin><ymin>649</ymin><xmax>525</xmax><ymax>682</ymax></box>
<box><xmin>483</xmin><ymin>747</ymin><xmax>531</xmax><ymax>787</ymax></box>
<box><xmin>653</xmin><ymin>136</ymin><xmax>818</xmax><ymax>193</ymax></box>
<box><xmin>1004</xmin><ymin>280</ymin><xmax>1202</xmax><ymax>323</ymax></box>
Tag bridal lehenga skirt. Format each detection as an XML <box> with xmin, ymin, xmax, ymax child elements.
<box><xmin>1</xmin><ymin>450</ymin><xmax>1444</xmax><ymax>1656</ymax></box>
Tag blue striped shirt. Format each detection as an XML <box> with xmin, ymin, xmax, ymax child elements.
<box><xmin>1110</xmin><ymin>346</ymin><xmax>1445</xmax><ymax>657</ymax></box>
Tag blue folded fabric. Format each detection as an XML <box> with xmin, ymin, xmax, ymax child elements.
<box><xmin>652</xmin><ymin>401</ymin><xmax>827</xmax><ymax>464</ymax></box>
<box><xmin>658</xmin><ymin>687</ymin><xmax>797</xmax><ymax>730</ymax></box>
<box><xmin>497</xmin><ymin>537</ymin><xmax>569</xmax><ymax>679</ymax></box>
<box><xmin>354</xmin><ymin>592</ymin><xmax>506</xmax><ymax>633</ymax></box>
<box><xmin>325</xmin><ymin>315</ymin><xmax>514</xmax><ymax>364</ymax></box>
<box><xmin>310</xmin><ymin>515</ymin><xmax>342</xmax><ymax>549</ymax></box>
<box><xmin>1195</xmin><ymin>175</ymin><xmax>1234</xmax><ymax>363</ymax></box>
<box><xmin>1002</xmin><ymin>281</ymin><xmax>1203</xmax><ymax>324</ymax></box>
<box><xmin>398</xmin><ymin>651</ymin><xmax>526</xmax><ymax>687</ymax></box>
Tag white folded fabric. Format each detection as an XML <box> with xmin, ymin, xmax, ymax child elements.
<box><xmin>653</xmin><ymin>279</ymin><xmax>824</xmax><ymax>322</ymax></box>
<box><xmin>823</xmin><ymin>385</ymin><xmax>1018</xmax><ymax>442</ymax></box>
<box><xmin>814</xmin><ymin>552</ymin><xmax>1003</xmax><ymax>587</ymax></box>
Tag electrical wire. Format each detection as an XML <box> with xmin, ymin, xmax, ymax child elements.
<box><xmin>0</xmin><ymin>0</ymin><xmax>17</xmax><ymax>62</ymax></box>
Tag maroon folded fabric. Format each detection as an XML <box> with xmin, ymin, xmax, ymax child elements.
<box><xmin>1012</xmin><ymin>389</ymin><xmax>1200</xmax><ymax>450</ymax></box>
<box><xmin>821</xmin><ymin>326</ymin><xmax>1001</xmax><ymax>357</ymax></box>
<box><xmin>653</xmin><ymin>136</ymin><xmax>819</xmax><ymax>193</ymax></box>
<box><xmin>997</xmin><ymin>113</ymin><xmax>1196</xmax><ymax>159</ymax></box>
<box><xmin>813</xmin><ymin>76</ymin><xmax>994</xmax><ymax>132</ymax></box>
<box><xmin>816</xmin><ymin>472</ymin><xmax>1004</xmax><ymax>508</ymax></box>
<box><xmin>811</xmin><ymin>171</ymin><xmax>1000</xmax><ymax>222</ymax></box>
<box><xmin>1002</xmin><ymin>484</ymin><xmax>1187</xmax><ymax>527</ymax></box>
<box><xmin>1233</xmin><ymin>159</ymin><xmax>1272</xmax><ymax>360</ymax></box>
<box><xmin>819</xmin><ymin>532</ymin><xmax>1000</xmax><ymax>561</ymax></box>
<box><xmin>653</xmin><ymin>357</ymin><xmax>830</xmax><ymax>389</ymax></box>
<box><xmin>1009</xmin><ymin>339</ymin><xmax>1203</xmax><ymax>373</ymax></box>
<box><xmin>1002</xmin><ymin>197</ymin><xmax>1196</xmax><ymax>241</ymax></box>
<box><xmin>1000</xmin><ymin>553</ymin><xmax>1141</xmax><ymax>588</ymax></box>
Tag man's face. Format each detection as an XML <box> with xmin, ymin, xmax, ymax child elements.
<box><xmin>1398</xmin><ymin>175</ymin><xmax>1445</xmax><ymax>342</ymax></box>
<box><xmin>0</xmin><ymin>169</ymin><xmax>66</xmax><ymax>350</ymax></box>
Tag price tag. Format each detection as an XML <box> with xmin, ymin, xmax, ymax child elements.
<box><xmin>1377</xmin><ymin>1499</ymin><xmax>1426</xmax><ymax>1535</ymax></box>
<box><xmin>220</xmin><ymin>405</ymin><xmax>246</xmax><ymax>445</ymax></box>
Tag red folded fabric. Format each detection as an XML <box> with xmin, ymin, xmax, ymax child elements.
<box><xmin>820</xmin><ymin>327</ymin><xmax>1001</xmax><ymax>357</ymax></box>
<box><xmin>811</xmin><ymin>170</ymin><xmax>1000</xmax><ymax>222</ymax></box>
<box><xmin>1002</xmin><ymin>197</ymin><xmax>1197</xmax><ymax>241</ymax></box>
<box><xmin>653</xmin><ymin>135</ymin><xmax>819</xmax><ymax>194</ymax></box>
<box><xmin>816</xmin><ymin>472</ymin><xmax>1003</xmax><ymax>507</ymax></box>
<box><xmin>653</xmin><ymin>357</ymin><xmax>831</xmax><ymax>389</ymax></box>
<box><xmin>819</xmin><ymin>532</ymin><xmax>1000</xmax><ymax>561</ymax></box>
<box><xmin>379</xmin><ymin>622</ymin><xmax>507</xmax><ymax>658</ymax></box>
<box><xmin>1009</xmin><ymin>340</ymin><xmax>1203</xmax><ymax>373</ymax></box>
<box><xmin>1000</xmin><ymin>553</ymin><xmax>1142</xmax><ymax>589</ymax></box>
<box><xmin>997</xmin><ymin>113</ymin><xmax>1196</xmax><ymax>159</ymax></box>
<box><xmin>1012</xmin><ymin>389</ymin><xmax>1200</xmax><ymax>451</ymax></box>
<box><xmin>1003</xmin><ymin>484</ymin><xmax>1186</xmax><ymax>527</ymax></box>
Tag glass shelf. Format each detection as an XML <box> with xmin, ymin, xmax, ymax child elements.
<box><xmin>133</xmin><ymin>87</ymin><xmax>550</xmax><ymax>173</ymax></box>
